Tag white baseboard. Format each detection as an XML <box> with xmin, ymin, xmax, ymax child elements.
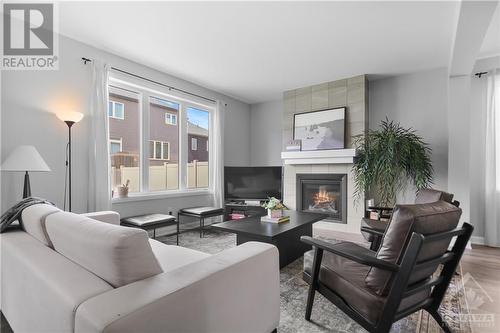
<box><xmin>470</xmin><ymin>236</ymin><xmax>485</xmax><ymax>245</ymax></box>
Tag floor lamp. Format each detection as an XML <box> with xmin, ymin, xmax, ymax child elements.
<box><xmin>57</xmin><ymin>111</ymin><xmax>84</xmax><ymax>212</ymax></box>
<box><xmin>1</xmin><ymin>145</ymin><xmax>51</xmax><ymax>198</ymax></box>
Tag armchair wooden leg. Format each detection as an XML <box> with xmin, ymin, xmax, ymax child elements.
<box><xmin>305</xmin><ymin>247</ymin><xmax>323</xmax><ymax>321</ymax></box>
<box><xmin>428</xmin><ymin>310</ymin><xmax>452</xmax><ymax>333</ymax></box>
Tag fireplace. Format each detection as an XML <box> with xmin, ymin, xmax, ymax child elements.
<box><xmin>296</xmin><ymin>173</ymin><xmax>347</xmax><ymax>223</ymax></box>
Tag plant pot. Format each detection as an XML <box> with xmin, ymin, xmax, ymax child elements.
<box><xmin>117</xmin><ymin>186</ymin><xmax>129</xmax><ymax>198</ymax></box>
<box><xmin>268</xmin><ymin>209</ymin><xmax>283</xmax><ymax>219</ymax></box>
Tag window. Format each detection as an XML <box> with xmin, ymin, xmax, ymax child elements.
<box><xmin>187</xmin><ymin>107</ymin><xmax>210</xmax><ymax>188</ymax></box>
<box><xmin>149</xmin><ymin>141</ymin><xmax>170</xmax><ymax>160</ymax></box>
<box><xmin>107</xmin><ymin>77</ymin><xmax>213</xmax><ymax>196</ymax></box>
<box><xmin>108</xmin><ymin>87</ymin><xmax>140</xmax><ymax>195</ymax></box>
<box><xmin>165</xmin><ymin>113</ymin><xmax>177</xmax><ymax>125</ymax></box>
<box><xmin>110</xmin><ymin>138</ymin><xmax>122</xmax><ymax>154</ymax></box>
<box><xmin>108</xmin><ymin>100</ymin><xmax>125</xmax><ymax>119</ymax></box>
<box><xmin>150</xmin><ymin>96</ymin><xmax>179</xmax><ymax>191</ymax></box>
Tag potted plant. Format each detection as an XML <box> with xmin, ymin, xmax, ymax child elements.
<box><xmin>262</xmin><ymin>197</ymin><xmax>287</xmax><ymax>219</ymax></box>
<box><xmin>117</xmin><ymin>179</ymin><xmax>130</xmax><ymax>198</ymax></box>
<box><xmin>352</xmin><ymin>118</ymin><xmax>433</xmax><ymax>207</ymax></box>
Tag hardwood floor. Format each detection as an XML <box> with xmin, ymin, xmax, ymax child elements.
<box><xmin>460</xmin><ymin>245</ymin><xmax>500</xmax><ymax>333</ymax></box>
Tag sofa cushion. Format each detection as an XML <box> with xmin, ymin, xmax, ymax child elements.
<box><xmin>365</xmin><ymin>201</ymin><xmax>461</xmax><ymax>295</ymax></box>
<box><xmin>1</xmin><ymin>230</ymin><xmax>113</xmax><ymax>333</ymax></box>
<box><xmin>46</xmin><ymin>212</ymin><xmax>163</xmax><ymax>288</ymax></box>
<box><xmin>149</xmin><ymin>239</ymin><xmax>210</xmax><ymax>272</ymax></box>
<box><xmin>303</xmin><ymin>249</ymin><xmax>429</xmax><ymax>324</ymax></box>
<box><xmin>21</xmin><ymin>203</ymin><xmax>61</xmax><ymax>246</ymax></box>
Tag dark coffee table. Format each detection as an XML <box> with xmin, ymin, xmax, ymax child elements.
<box><xmin>212</xmin><ymin>210</ymin><xmax>327</xmax><ymax>268</ymax></box>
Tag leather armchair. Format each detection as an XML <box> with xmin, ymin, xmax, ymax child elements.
<box><xmin>302</xmin><ymin>201</ymin><xmax>473</xmax><ymax>333</ymax></box>
<box><xmin>361</xmin><ymin>188</ymin><xmax>459</xmax><ymax>250</ymax></box>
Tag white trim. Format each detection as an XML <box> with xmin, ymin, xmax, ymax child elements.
<box><xmin>110</xmin><ymin>76</ymin><xmax>216</xmax><ymax>110</ymax></box>
<box><xmin>281</xmin><ymin>149</ymin><xmax>357</xmax><ymax>165</ymax></box>
<box><xmin>112</xmin><ymin>188</ymin><xmax>211</xmax><ymax>203</ymax></box>
<box><xmin>470</xmin><ymin>236</ymin><xmax>485</xmax><ymax>245</ymax></box>
<box><xmin>191</xmin><ymin>137</ymin><xmax>198</xmax><ymax>151</ymax></box>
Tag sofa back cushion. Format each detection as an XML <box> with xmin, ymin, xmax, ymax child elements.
<box><xmin>21</xmin><ymin>204</ymin><xmax>61</xmax><ymax>246</ymax></box>
<box><xmin>414</xmin><ymin>189</ymin><xmax>454</xmax><ymax>204</ymax></box>
<box><xmin>46</xmin><ymin>212</ymin><xmax>163</xmax><ymax>287</ymax></box>
<box><xmin>365</xmin><ymin>201</ymin><xmax>461</xmax><ymax>295</ymax></box>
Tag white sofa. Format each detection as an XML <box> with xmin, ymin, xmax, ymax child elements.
<box><xmin>1</xmin><ymin>204</ymin><xmax>280</xmax><ymax>333</ymax></box>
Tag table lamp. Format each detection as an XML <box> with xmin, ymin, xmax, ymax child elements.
<box><xmin>57</xmin><ymin>111</ymin><xmax>84</xmax><ymax>212</ymax></box>
<box><xmin>1</xmin><ymin>145</ymin><xmax>51</xmax><ymax>198</ymax></box>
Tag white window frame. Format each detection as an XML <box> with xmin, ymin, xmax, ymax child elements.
<box><xmin>110</xmin><ymin>138</ymin><xmax>123</xmax><ymax>153</ymax></box>
<box><xmin>191</xmin><ymin>137</ymin><xmax>198</xmax><ymax>151</ymax></box>
<box><xmin>108</xmin><ymin>75</ymin><xmax>215</xmax><ymax>201</ymax></box>
<box><xmin>109</xmin><ymin>100</ymin><xmax>125</xmax><ymax>119</ymax></box>
<box><xmin>206</xmin><ymin>140</ymin><xmax>209</xmax><ymax>152</ymax></box>
<box><xmin>165</xmin><ymin>113</ymin><xmax>177</xmax><ymax>125</ymax></box>
<box><xmin>149</xmin><ymin>140</ymin><xmax>170</xmax><ymax>160</ymax></box>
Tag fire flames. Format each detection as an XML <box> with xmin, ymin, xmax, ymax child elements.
<box><xmin>312</xmin><ymin>186</ymin><xmax>336</xmax><ymax>205</ymax></box>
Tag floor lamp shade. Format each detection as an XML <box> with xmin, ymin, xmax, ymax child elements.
<box><xmin>1</xmin><ymin>145</ymin><xmax>51</xmax><ymax>198</ymax></box>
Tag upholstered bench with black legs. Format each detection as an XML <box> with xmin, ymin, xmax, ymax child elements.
<box><xmin>121</xmin><ymin>214</ymin><xmax>178</xmax><ymax>244</ymax></box>
<box><xmin>178</xmin><ymin>207</ymin><xmax>225</xmax><ymax>238</ymax></box>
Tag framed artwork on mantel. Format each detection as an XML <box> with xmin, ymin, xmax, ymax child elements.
<box><xmin>293</xmin><ymin>107</ymin><xmax>346</xmax><ymax>151</ymax></box>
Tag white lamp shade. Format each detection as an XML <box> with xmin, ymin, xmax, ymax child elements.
<box><xmin>1</xmin><ymin>145</ymin><xmax>51</xmax><ymax>172</ymax></box>
<box><xmin>56</xmin><ymin>111</ymin><xmax>84</xmax><ymax>123</ymax></box>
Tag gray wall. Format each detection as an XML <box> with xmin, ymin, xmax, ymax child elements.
<box><xmin>250</xmin><ymin>100</ymin><xmax>283</xmax><ymax>166</ymax></box>
<box><xmin>1</xmin><ymin>34</ymin><xmax>251</xmax><ymax>217</ymax></box>
<box><xmin>369</xmin><ymin>68</ymin><xmax>449</xmax><ymax>202</ymax></box>
<box><xmin>448</xmin><ymin>76</ymin><xmax>471</xmax><ymax>226</ymax></box>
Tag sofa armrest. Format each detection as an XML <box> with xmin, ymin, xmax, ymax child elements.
<box><xmin>75</xmin><ymin>242</ymin><xmax>280</xmax><ymax>333</ymax></box>
<box><xmin>81</xmin><ymin>211</ymin><xmax>120</xmax><ymax>225</ymax></box>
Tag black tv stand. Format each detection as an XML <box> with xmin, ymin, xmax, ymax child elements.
<box><xmin>224</xmin><ymin>200</ymin><xmax>267</xmax><ymax>220</ymax></box>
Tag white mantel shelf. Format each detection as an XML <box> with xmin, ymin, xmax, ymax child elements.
<box><xmin>281</xmin><ymin>149</ymin><xmax>357</xmax><ymax>165</ymax></box>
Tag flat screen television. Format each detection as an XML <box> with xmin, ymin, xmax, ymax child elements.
<box><xmin>225</xmin><ymin>166</ymin><xmax>282</xmax><ymax>201</ymax></box>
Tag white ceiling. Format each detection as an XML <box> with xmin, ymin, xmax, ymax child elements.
<box><xmin>479</xmin><ymin>4</ymin><xmax>500</xmax><ymax>59</ymax></box>
<box><xmin>59</xmin><ymin>1</ymin><xmax>460</xmax><ymax>104</ymax></box>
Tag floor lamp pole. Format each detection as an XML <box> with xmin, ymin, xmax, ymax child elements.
<box><xmin>65</xmin><ymin>121</ymin><xmax>75</xmax><ymax>212</ymax></box>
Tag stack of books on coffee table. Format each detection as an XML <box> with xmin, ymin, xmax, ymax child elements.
<box><xmin>261</xmin><ymin>215</ymin><xmax>290</xmax><ymax>223</ymax></box>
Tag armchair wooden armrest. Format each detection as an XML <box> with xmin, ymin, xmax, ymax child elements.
<box><xmin>300</xmin><ymin>236</ymin><xmax>399</xmax><ymax>272</ymax></box>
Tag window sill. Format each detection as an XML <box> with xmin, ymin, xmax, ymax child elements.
<box><xmin>111</xmin><ymin>188</ymin><xmax>211</xmax><ymax>204</ymax></box>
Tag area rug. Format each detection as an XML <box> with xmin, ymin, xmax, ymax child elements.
<box><xmin>159</xmin><ymin>230</ymin><xmax>472</xmax><ymax>333</ymax></box>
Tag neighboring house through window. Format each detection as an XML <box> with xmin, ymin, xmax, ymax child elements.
<box><xmin>108</xmin><ymin>100</ymin><xmax>125</xmax><ymax>119</ymax></box>
<box><xmin>191</xmin><ymin>137</ymin><xmax>198</xmax><ymax>151</ymax></box>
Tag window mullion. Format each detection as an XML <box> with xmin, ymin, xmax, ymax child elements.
<box><xmin>179</xmin><ymin>104</ymin><xmax>188</xmax><ymax>190</ymax></box>
<box><xmin>141</xmin><ymin>92</ymin><xmax>150</xmax><ymax>193</ymax></box>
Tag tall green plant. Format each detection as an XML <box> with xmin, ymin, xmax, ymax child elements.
<box><xmin>352</xmin><ymin>118</ymin><xmax>433</xmax><ymax>206</ymax></box>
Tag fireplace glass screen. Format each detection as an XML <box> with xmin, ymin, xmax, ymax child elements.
<box><xmin>296</xmin><ymin>174</ymin><xmax>347</xmax><ymax>223</ymax></box>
